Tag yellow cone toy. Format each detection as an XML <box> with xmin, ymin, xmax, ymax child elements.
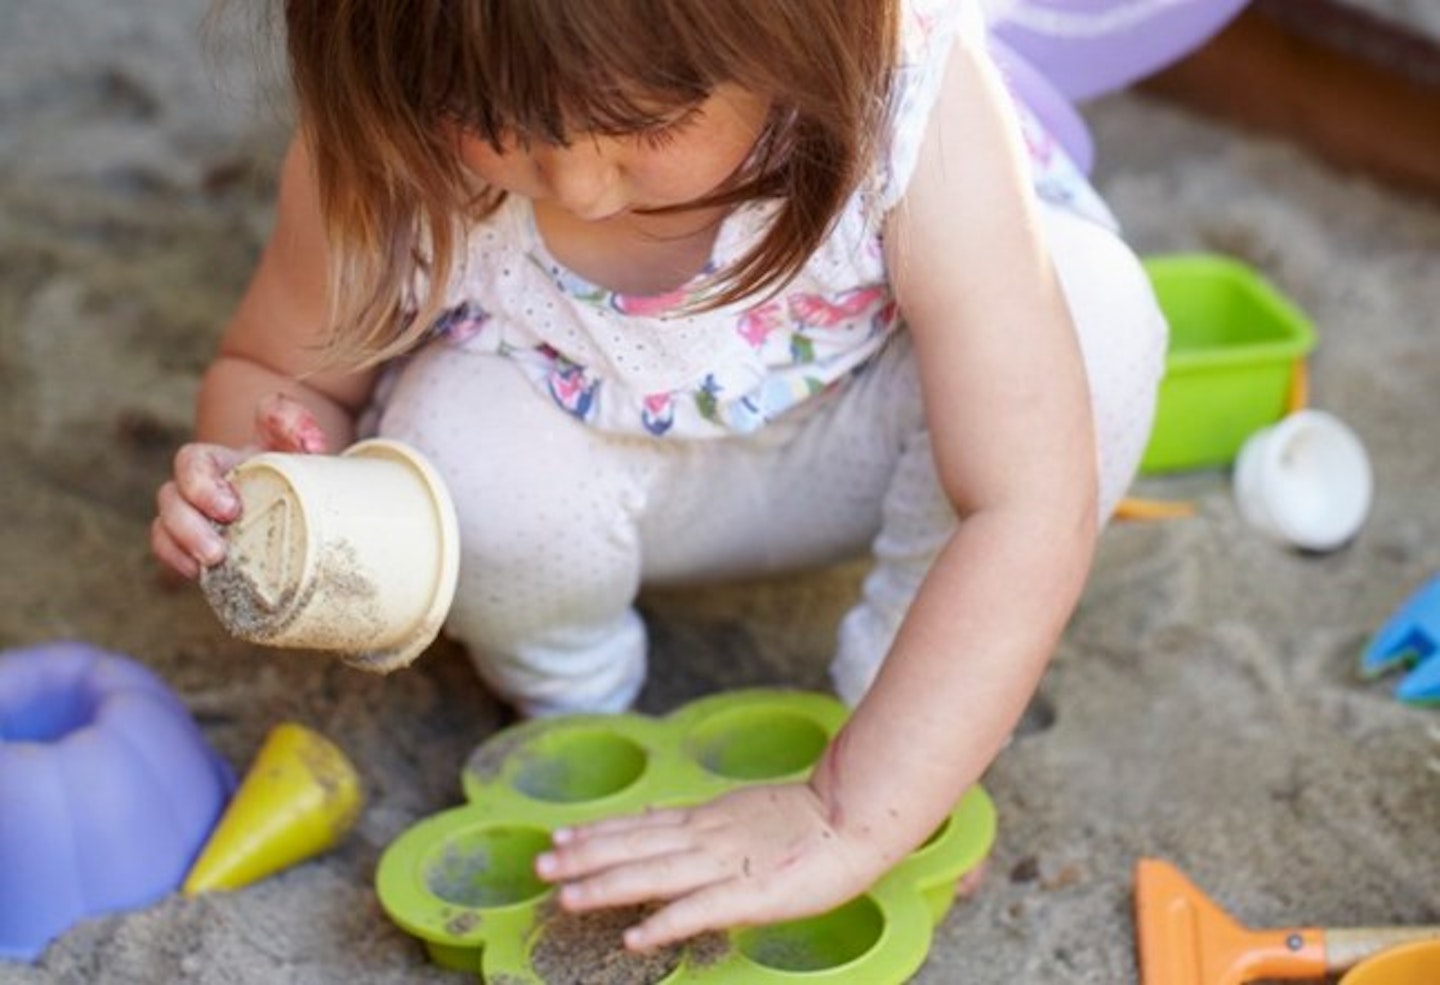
<box><xmin>184</xmin><ymin>722</ymin><xmax>364</xmax><ymax>894</ymax></box>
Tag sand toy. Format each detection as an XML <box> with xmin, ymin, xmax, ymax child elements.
<box><xmin>201</xmin><ymin>438</ymin><xmax>460</xmax><ymax>673</ymax></box>
<box><xmin>0</xmin><ymin>642</ymin><xmax>234</xmax><ymax>962</ymax></box>
<box><xmin>377</xmin><ymin>689</ymin><xmax>996</xmax><ymax>983</ymax></box>
<box><xmin>1134</xmin><ymin>858</ymin><xmax>1440</xmax><ymax>985</ymax></box>
<box><xmin>184</xmin><ymin>722</ymin><xmax>363</xmax><ymax>894</ymax></box>
<box><xmin>1340</xmin><ymin>939</ymin><xmax>1440</xmax><ymax>984</ymax></box>
<box><xmin>1139</xmin><ymin>254</ymin><xmax>1317</xmax><ymax>475</ymax></box>
<box><xmin>1361</xmin><ymin>573</ymin><xmax>1440</xmax><ymax>703</ymax></box>
<box><xmin>1232</xmin><ymin>409</ymin><xmax>1373</xmax><ymax>552</ymax></box>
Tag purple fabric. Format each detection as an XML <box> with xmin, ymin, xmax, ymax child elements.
<box><xmin>988</xmin><ymin>34</ymin><xmax>1098</xmax><ymax>174</ymax></box>
<box><xmin>988</xmin><ymin>0</ymin><xmax>1252</xmax><ymax>173</ymax></box>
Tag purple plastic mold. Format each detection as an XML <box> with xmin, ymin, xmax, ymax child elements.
<box><xmin>0</xmin><ymin>642</ymin><xmax>234</xmax><ymax>962</ymax></box>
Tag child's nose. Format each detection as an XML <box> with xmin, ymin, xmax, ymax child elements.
<box><xmin>537</xmin><ymin>144</ymin><xmax>624</xmax><ymax>220</ymax></box>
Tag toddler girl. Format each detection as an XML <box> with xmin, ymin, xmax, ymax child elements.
<box><xmin>155</xmin><ymin>0</ymin><xmax>1171</xmax><ymax>952</ymax></box>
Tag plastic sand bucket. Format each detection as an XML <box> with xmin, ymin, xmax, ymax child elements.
<box><xmin>1141</xmin><ymin>254</ymin><xmax>1317</xmax><ymax>474</ymax></box>
<box><xmin>201</xmin><ymin>438</ymin><xmax>459</xmax><ymax>672</ymax></box>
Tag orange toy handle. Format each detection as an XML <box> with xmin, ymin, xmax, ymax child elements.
<box><xmin>1218</xmin><ymin>926</ymin><xmax>1326</xmax><ymax>982</ymax></box>
<box><xmin>1286</xmin><ymin>358</ymin><xmax>1310</xmax><ymax>414</ymax></box>
<box><xmin>1191</xmin><ymin>922</ymin><xmax>1440</xmax><ymax>981</ymax></box>
<box><xmin>1115</xmin><ymin>497</ymin><xmax>1198</xmax><ymax>521</ymax></box>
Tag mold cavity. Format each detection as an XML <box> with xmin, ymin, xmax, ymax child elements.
<box><xmin>1</xmin><ymin>683</ymin><xmax>99</xmax><ymax>743</ymax></box>
<box><xmin>735</xmin><ymin>895</ymin><xmax>884</xmax><ymax>972</ymax></box>
<box><xmin>683</xmin><ymin>709</ymin><xmax>827</xmax><ymax>781</ymax></box>
<box><xmin>512</xmin><ymin>729</ymin><xmax>648</xmax><ymax>803</ymax></box>
<box><xmin>529</xmin><ymin>903</ymin><xmax>689</xmax><ymax>985</ymax></box>
<box><xmin>423</xmin><ymin>824</ymin><xmax>550</xmax><ymax>908</ymax></box>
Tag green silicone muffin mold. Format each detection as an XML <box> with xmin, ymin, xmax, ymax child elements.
<box><xmin>376</xmin><ymin>689</ymin><xmax>996</xmax><ymax>983</ymax></box>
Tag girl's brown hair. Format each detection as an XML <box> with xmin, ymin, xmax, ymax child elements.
<box><xmin>284</xmin><ymin>0</ymin><xmax>899</xmax><ymax>366</ymax></box>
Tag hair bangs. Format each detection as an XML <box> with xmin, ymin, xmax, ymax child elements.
<box><xmin>450</xmin><ymin>0</ymin><xmax>720</xmax><ymax>148</ymax></box>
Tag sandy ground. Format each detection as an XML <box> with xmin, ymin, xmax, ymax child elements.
<box><xmin>3</xmin><ymin>2</ymin><xmax>1439</xmax><ymax>983</ymax></box>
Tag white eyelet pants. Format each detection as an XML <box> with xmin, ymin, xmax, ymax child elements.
<box><xmin>377</xmin><ymin>205</ymin><xmax>1167</xmax><ymax>716</ymax></box>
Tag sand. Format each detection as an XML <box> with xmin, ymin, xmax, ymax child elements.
<box><xmin>3</xmin><ymin>2</ymin><xmax>1438</xmax><ymax>982</ymax></box>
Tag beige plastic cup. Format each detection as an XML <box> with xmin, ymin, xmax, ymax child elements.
<box><xmin>1232</xmin><ymin>409</ymin><xmax>1373</xmax><ymax>553</ymax></box>
<box><xmin>201</xmin><ymin>438</ymin><xmax>460</xmax><ymax>672</ymax></box>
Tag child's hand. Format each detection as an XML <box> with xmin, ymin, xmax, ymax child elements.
<box><xmin>534</xmin><ymin>781</ymin><xmax>886</xmax><ymax>951</ymax></box>
<box><xmin>151</xmin><ymin>394</ymin><xmax>329</xmax><ymax>579</ymax></box>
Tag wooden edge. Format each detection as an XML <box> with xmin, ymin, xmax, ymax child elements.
<box><xmin>1138</xmin><ymin>2</ymin><xmax>1440</xmax><ymax>201</ymax></box>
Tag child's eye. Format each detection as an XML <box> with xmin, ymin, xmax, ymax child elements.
<box><xmin>636</xmin><ymin>107</ymin><xmax>702</xmax><ymax>150</ymax></box>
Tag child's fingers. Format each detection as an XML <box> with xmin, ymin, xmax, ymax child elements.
<box><xmin>156</xmin><ymin>441</ymin><xmax>254</xmax><ymax>577</ymax></box>
<box><xmin>552</xmin><ymin>806</ymin><xmax>690</xmax><ymax>845</ymax></box>
<box><xmin>172</xmin><ymin>444</ymin><xmax>246</xmax><ymax>522</ymax></box>
<box><xmin>538</xmin><ymin>822</ymin><xmax>696</xmax><ymax>882</ymax></box>
<box><xmin>255</xmin><ymin>393</ymin><xmax>329</xmax><ymax>453</ymax></box>
<box><xmin>149</xmin><ymin>513</ymin><xmax>203</xmax><ymax>580</ymax></box>
<box><xmin>623</xmin><ymin>879</ymin><xmax>759</xmax><ymax>952</ymax></box>
<box><xmin>155</xmin><ymin>479</ymin><xmax>229</xmax><ymax>569</ymax></box>
<box><xmin>554</xmin><ymin>849</ymin><xmax>729</xmax><ymax>914</ymax></box>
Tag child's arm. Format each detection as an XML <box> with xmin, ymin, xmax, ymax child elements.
<box><xmin>152</xmin><ymin>133</ymin><xmax>377</xmax><ymax>578</ymax></box>
<box><xmin>535</xmin><ymin>35</ymin><xmax>1100</xmax><ymax>950</ymax></box>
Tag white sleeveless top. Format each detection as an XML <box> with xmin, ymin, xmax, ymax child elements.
<box><xmin>422</xmin><ymin>0</ymin><xmax>1113</xmax><ymax>438</ymax></box>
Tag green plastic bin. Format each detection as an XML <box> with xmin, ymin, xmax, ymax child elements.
<box><xmin>1140</xmin><ymin>254</ymin><xmax>1317</xmax><ymax>474</ymax></box>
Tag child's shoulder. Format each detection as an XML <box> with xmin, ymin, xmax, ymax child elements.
<box><xmin>875</xmin><ymin>0</ymin><xmax>984</xmax><ymax>211</ymax></box>
<box><xmin>898</xmin><ymin>0</ymin><xmax>984</xmax><ymax>63</ymax></box>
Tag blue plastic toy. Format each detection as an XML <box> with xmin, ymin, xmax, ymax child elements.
<box><xmin>0</xmin><ymin>642</ymin><xmax>234</xmax><ymax>962</ymax></box>
<box><xmin>1360</xmin><ymin>574</ymin><xmax>1440</xmax><ymax>704</ymax></box>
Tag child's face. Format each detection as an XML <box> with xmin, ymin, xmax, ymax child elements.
<box><xmin>458</xmin><ymin>84</ymin><xmax>770</xmax><ymax>222</ymax></box>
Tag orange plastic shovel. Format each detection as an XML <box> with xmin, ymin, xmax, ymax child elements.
<box><xmin>1134</xmin><ymin>858</ymin><xmax>1440</xmax><ymax>985</ymax></box>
